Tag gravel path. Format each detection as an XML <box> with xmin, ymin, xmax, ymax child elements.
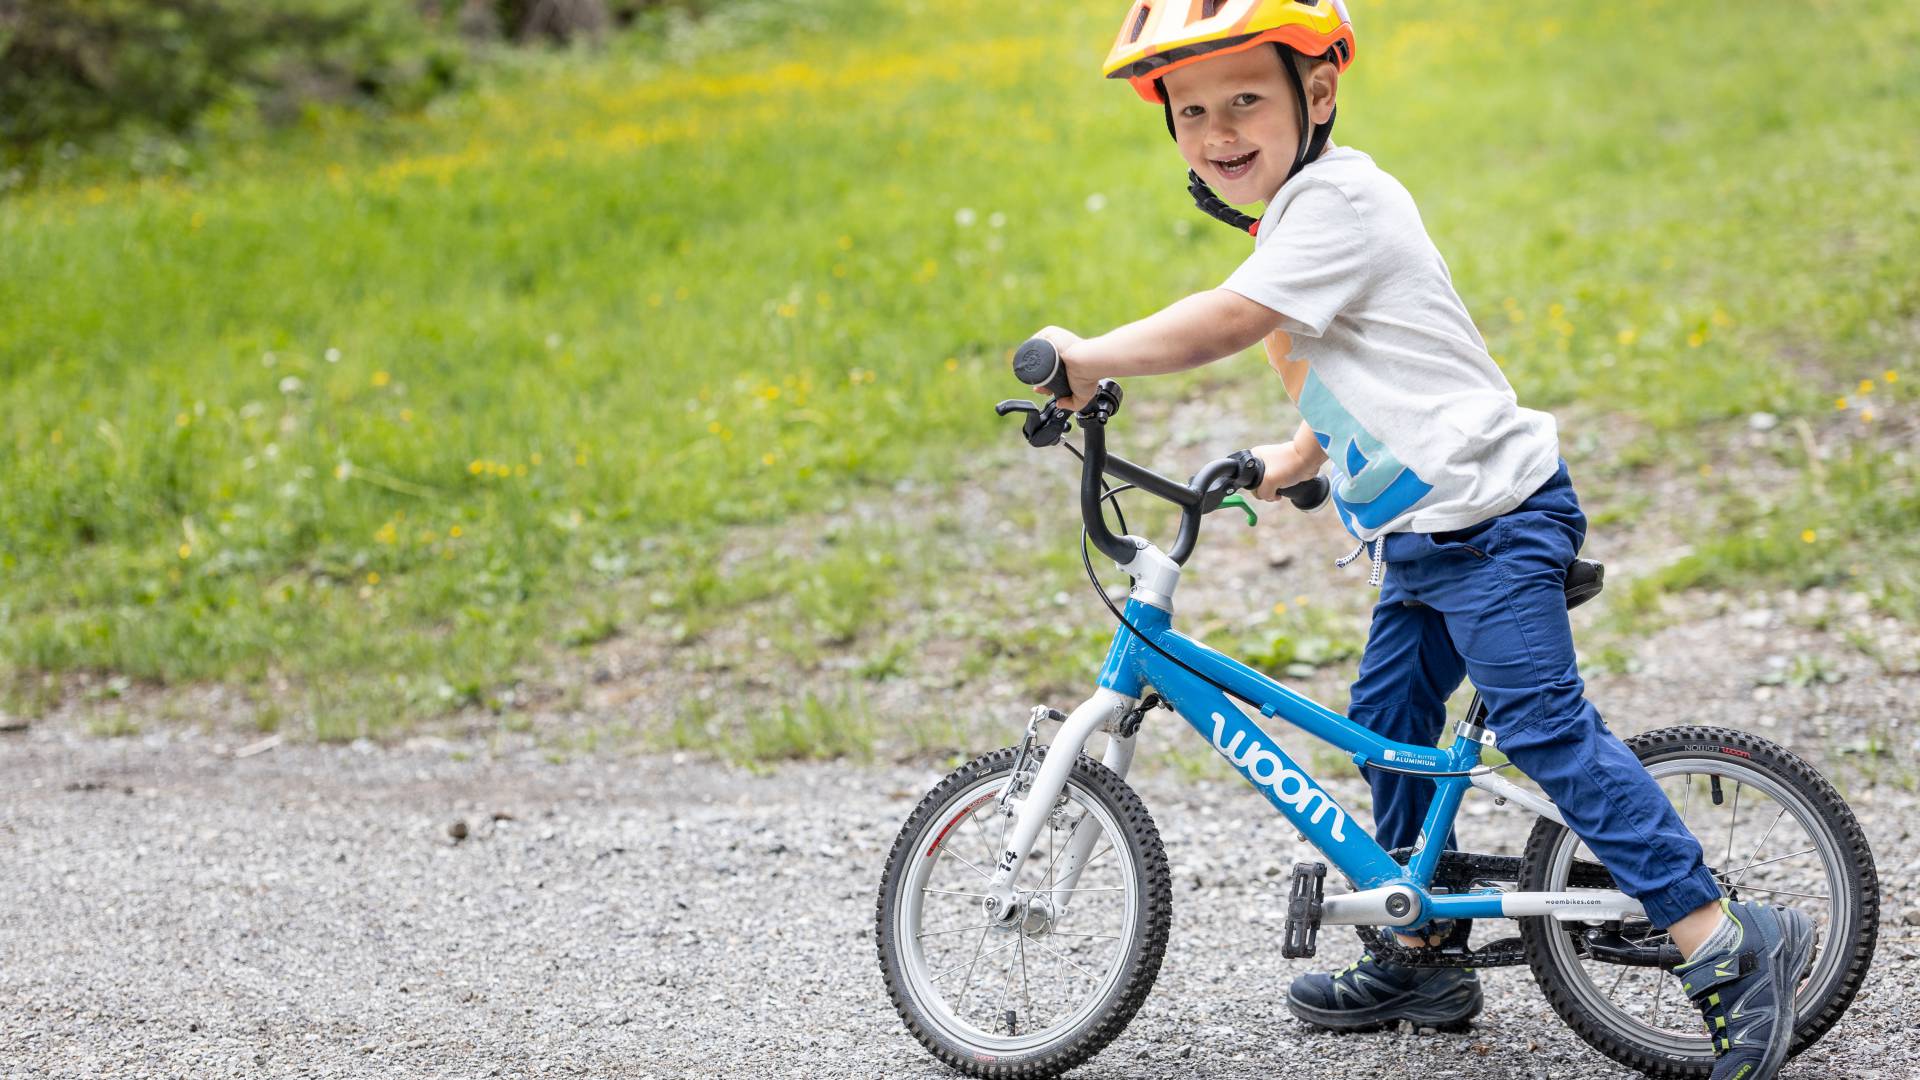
<box><xmin>3</xmin><ymin>722</ymin><xmax>1915</xmax><ymax>1079</ymax></box>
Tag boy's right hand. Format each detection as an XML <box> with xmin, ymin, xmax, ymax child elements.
<box><xmin>1027</xmin><ymin>326</ymin><xmax>1101</xmax><ymax>412</ymax></box>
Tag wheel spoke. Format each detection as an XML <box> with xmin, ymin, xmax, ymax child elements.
<box><xmin>920</xmin><ymin>888</ymin><xmax>990</xmax><ymax>899</ymax></box>
<box><xmin>1725</xmin><ymin>805</ymin><xmax>1789</xmax><ymax>894</ymax></box>
<box><xmin>951</xmin><ymin>937</ymin><xmax>1021</xmax><ymax>1007</ymax></box>
<box><xmin>940</xmin><ymin>925</ymin><xmax>997</xmax><ymax>987</ymax></box>
<box><xmin>1720</xmin><ymin>883</ymin><xmax>1830</xmax><ymax>902</ymax></box>
<box><xmin>1024</xmin><ymin>934</ymin><xmax>1105</xmax><ymax>983</ymax></box>
<box><xmin>918</xmin><ymin>924</ymin><xmax>995</xmax><ymax>939</ymax></box>
<box><xmin>1719</xmin><ymin>846</ymin><xmax>1817</xmax><ymax>881</ymax></box>
<box><xmin>1078</xmin><ymin>842</ymin><xmax>1115</xmax><ymax>876</ymax></box>
<box><xmin>1724</xmin><ymin>781</ymin><xmax>1741</xmax><ymax>869</ymax></box>
<box><xmin>941</xmin><ymin>849</ymin><xmax>994</xmax><ymax>882</ymax></box>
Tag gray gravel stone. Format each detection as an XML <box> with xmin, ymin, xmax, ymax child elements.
<box><xmin>3</xmin><ymin>724</ymin><xmax>1916</xmax><ymax>1079</ymax></box>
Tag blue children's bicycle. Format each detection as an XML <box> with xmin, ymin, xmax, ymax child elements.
<box><xmin>875</xmin><ymin>340</ymin><xmax>1877</xmax><ymax>1078</ymax></box>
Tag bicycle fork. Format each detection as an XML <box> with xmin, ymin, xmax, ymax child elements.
<box><xmin>983</xmin><ymin>688</ymin><xmax>1138</xmax><ymax>925</ymax></box>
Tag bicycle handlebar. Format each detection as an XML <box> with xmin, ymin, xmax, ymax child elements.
<box><xmin>1001</xmin><ymin>338</ymin><xmax>1330</xmax><ymax>567</ymax></box>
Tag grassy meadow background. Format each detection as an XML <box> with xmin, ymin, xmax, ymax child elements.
<box><xmin>2</xmin><ymin>0</ymin><xmax>1916</xmax><ymax>743</ymax></box>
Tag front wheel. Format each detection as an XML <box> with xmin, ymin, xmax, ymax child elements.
<box><xmin>1519</xmin><ymin>725</ymin><xmax>1878</xmax><ymax>1078</ymax></box>
<box><xmin>875</xmin><ymin>747</ymin><xmax>1172</xmax><ymax>1078</ymax></box>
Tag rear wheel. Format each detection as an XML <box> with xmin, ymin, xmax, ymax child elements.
<box><xmin>1519</xmin><ymin>726</ymin><xmax>1878</xmax><ymax>1078</ymax></box>
<box><xmin>875</xmin><ymin>747</ymin><xmax>1171</xmax><ymax>1078</ymax></box>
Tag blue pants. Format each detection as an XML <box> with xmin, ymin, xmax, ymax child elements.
<box><xmin>1350</xmin><ymin>461</ymin><xmax>1723</xmax><ymax>928</ymax></box>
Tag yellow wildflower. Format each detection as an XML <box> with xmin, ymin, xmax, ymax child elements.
<box><xmin>514</xmin><ymin>464</ymin><xmax>527</xmax><ymax>477</ymax></box>
<box><xmin>1885</xmin><ymin>370</ymin><xmax>1899</xmax><ymax>384</ymax></box>
<box><xmin>1857</xmin><ymin>379</ymin><xmax>1875</xmax><ymax>395</ymax></box>
<box><xmin>945</xmin><ymin>358</ymin><xmax>959</xmax><ymax>372</ymax></box>
<box><xmin>449</xmin><ymin>525</ymin><xmax>463</xmax><ymax>539</ymax></box>
<box><xmin>1686</xmin><ymin>332</ymin><xmax>1705</xmax><ymax>349</ymax></box>
<box><xmin>761</xmin><ymin>452</ymin><xmax>777</xmax><ymax>466</ymax></box>
<box><xmin>837</xmin><ymin>235</ymin><xmax>854</xmax><ymax>251</ymax></box>
<box><xmin>1834</xmin><ymin>397</ymin><xmax>1848</xmax><ymax>410</ymax></box>
<box><xmin>1616</xmin><ymin>328</ymin><xmax>1637</xmax><ymax>346</ymax></box>
<box><xmin>366</xmin><ymin>571</ymin><xmax>381</xmax><ymax>585</ymax></box>
<box><xmin>1861</xmin><ymin>409</ymin><xmax>1874</xmax><ymax>424</ymax></box>
<box><xmin>1801</xmin><ymin>530</ymin><xmax>1817</xmax><ymax>544</ymax></box>
<box><xmin>50</xmin><ymin>430</ymin><xmax>62</xmax><ymax>445</ymax></box>
<box><xmin>530</xmin><ymin>453</ymin><xmax>543</xmax><ymax>466</ymax></box>
<box><xmin>1272</xmin><ymin>601</ymin><xmax>1288</xmax><ymax>616</ymax></box>
<box><xmin>176</xmin><ymin>412</ymin><xmax>191</xmax><ymax>428</ymax></box>
<box><xmin>372</xmin><ymin>371</ymin><xmax>391</xmax><ymax>388</ymax></box>
<box><xmin>178</xmin><ymin>544</ymin><xmax>192</xmax><ymax>560</ymax></box>
<box><xmin>469</xmin><ymin>460</ymin><xmax>485</xmax><ymax>475</ymax></box>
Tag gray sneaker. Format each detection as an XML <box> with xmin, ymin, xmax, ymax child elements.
<box><xmin>1286</xmin><ymin>952</ymin><xmax>1482</xmax><ymax>1033</ymax></box>
<box><xmin>1674</xmin><ymin>900</ymin><xmax>1818</xmax><ymax>1080</ymax></box>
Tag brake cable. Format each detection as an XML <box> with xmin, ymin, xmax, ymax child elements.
<box><xmin>1059</xmin><ymin>438</ymin><xmax>1507</xmax><ymax>779</ymax></box>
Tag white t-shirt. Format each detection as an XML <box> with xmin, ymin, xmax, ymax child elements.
<box><xmin>1221</xmin><ymin>146</ymin><xmax>1560</xmax><ymax>541</ymax></box>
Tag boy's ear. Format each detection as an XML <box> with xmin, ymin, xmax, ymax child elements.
<box><xmin>1306</xmin><ymin>61</ymin><xmax>1338</xmax><ymax>126</ymax></box>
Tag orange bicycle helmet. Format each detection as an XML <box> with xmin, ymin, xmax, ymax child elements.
<box><xmin>1102</xmin><ymin>0</ymin><xmax>1356</xmax><ymax>235</ymax></box>
<box><xmin>1104</xmin><ymin>0</ymin><xmax>1355</xmax><ymax>103</ymax></box>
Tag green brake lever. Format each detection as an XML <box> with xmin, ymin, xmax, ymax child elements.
<box><xmin>1218</xmin><ymin>494</ymin><xmax>1258</xmax><ymax>527</ymax></box>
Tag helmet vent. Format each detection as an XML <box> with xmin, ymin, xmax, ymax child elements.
<box><xmin>1127</xmin><ymin>4</ymin><xmax>1151</xmax><ymax>43</ymax></box>
<box><xmin>1199</xmin><ymin>0</ymin><xmax>1224</xmax><ymax>17</ymax></box>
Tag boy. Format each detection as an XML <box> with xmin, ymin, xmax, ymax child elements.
<box><xmin>1027</xmin><ymin>5</ymin><xmax>1813</xmax><ymax>1078</ymax></box>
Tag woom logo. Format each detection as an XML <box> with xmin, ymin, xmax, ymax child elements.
<box><xmin>1209</xmin><ymin>712</ymin><xmax>1347</xmax><ymax>841</ymax></box>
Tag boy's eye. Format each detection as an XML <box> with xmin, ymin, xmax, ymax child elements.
<box><xmin>1179</xmin><ymin>105</ymin><xmax>1204</xmax><ymax>119</ymax></box>
<box><xmin>1233</xmin><ymin>93</ymin><xmax>1261</xmax><ymax>106</ymax></box>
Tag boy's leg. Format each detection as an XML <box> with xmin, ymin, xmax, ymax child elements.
<box><xmin>1286</xmin><ymin>592</ymin><xmax>1480</xmax><ymax>1034</ymax></box>
<box><xmin>1346</xmin><ymin>595</ymin><xmax>1466</xmax><ymax>853</ymax></box>
<box><xmin>1413</xmin><ymin>482</ymin><xmax>1723</xmax><ymax>930</ymax></box>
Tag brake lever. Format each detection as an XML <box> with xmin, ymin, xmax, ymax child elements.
<box><xmin>994</xmin><ymin>397</ymin><xmax>1071</xmax><ymax>447</ymax></box>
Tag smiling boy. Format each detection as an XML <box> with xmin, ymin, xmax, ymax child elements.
<box><xmin>1025</xmin><ymin>5</ymin><xmax>1815</xmax><ymax>1078</ymax></box>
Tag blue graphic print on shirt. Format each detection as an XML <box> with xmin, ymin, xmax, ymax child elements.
<box><xmin>1297</xmin><ymin>371</ymin><xmax>1434</xmax><ymax>536</ymax></box>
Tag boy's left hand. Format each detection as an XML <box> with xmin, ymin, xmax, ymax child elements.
<box><xmin>1249</xmin><ymin>442</ymin><xmax>1314</xmax><ymax>501</ymax></box>
<box><xmin>1026</xmin><ymin>325</ymin><xmax>1099</xmax><ymax>411</ymax></box>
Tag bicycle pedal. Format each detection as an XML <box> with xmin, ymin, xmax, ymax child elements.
<box><xmin>1282</xmin><ymin>861</ymin><xmax>1327</xmax><ymax>959</ymax></box>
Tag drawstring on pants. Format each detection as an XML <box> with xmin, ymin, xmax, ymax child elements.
<box><xmin>1336</xmin><ymin>536</ymin><xmax>1385</xmax><ymax>588</ymax></box>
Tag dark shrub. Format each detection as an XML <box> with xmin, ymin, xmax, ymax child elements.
<box><xmin>0</xmin><ymin>0</ymin><xmax>461</xmax><ymax>154</ymax></box>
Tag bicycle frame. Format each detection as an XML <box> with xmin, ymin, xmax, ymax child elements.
<box><xmin>982</xmin><ymin>552</ymin><xmax>1648</xmax><ymax>933</ymax></box>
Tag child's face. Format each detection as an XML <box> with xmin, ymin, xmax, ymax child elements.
<box><xmin>1162</xmin><ymin>48</ymin><xmax>1335</xmax><ymax>206</ymax></box>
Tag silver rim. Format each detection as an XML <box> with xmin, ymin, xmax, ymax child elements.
<box><xmin>1540</xmin><ymin>755</ymin><xmax>1851</xmax><ymax>1058</ymax></box>
<box><xmin>894</xmin><ymin>770</ymin><xmax>1139</xmax><ymax>1056</ymax></box>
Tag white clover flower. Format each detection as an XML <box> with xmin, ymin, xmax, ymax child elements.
<box><xmin>954</xmin><ymin>207</ymin><xmax>977</xmax><ymax>227</ymax></box>
<box><xmin>1085</xmin><ymin>193</ymin><xmax>1108</xmax><ymax>213</ymax></box>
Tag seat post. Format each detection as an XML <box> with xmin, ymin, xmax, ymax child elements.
<box><xmin>1453</xmin><ymin>692</ymin><xmax>1493</xmax><ymax>749</ymax></box>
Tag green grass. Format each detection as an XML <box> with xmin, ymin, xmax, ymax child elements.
<box><xmin>3</xmin><ymin>0</ymin><xmax>1917</xmax><ymax>738</ymax></box>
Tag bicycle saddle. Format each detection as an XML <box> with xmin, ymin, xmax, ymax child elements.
<box><xmin>1564</xmin><ymin>559</ymin><xmax>1604</xmax><ymax>610</ymax></box>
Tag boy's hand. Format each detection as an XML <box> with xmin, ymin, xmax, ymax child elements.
<box><xmin>1249</xmin><ymin>442</ymin><xmax>1318</xmax><ymax>501</ymax></box>
<box><xmin>1027</xmin><ymin>326</ymin><xmax>1101</xmax><ymax>411</ymax></box>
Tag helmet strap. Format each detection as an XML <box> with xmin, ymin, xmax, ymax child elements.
<box><xmin>1155</xmin><ymin>46</ymin><xmax>1339</xmax><ymax>238</ymax></box>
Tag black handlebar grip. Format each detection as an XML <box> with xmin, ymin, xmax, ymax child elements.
<box><xmin>1278</xmin><ymin>475</ymin><xmax>1331</xmax><ymax>513</ymax></box>
<box><xmin>1012</xmin><ymin>338</ymin><xmax>1073</xmax><ymax>397</ymax></box>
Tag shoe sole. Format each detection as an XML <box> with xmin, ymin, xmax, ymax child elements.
<box><xmin>1755</xmin><ymin>907</ymin><xmax>1818</xmax><ymax>1080</ymax></box>
<box><xmin>1285</xmin><ymin>980</ymin><xmax>1483</xmax><ymax>1034</ymax></box>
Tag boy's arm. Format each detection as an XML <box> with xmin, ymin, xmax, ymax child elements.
<box><xmin>1029</xmin><ymin>289</ymin><xmax>1286</xmax><ymax>410</ymax></box>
